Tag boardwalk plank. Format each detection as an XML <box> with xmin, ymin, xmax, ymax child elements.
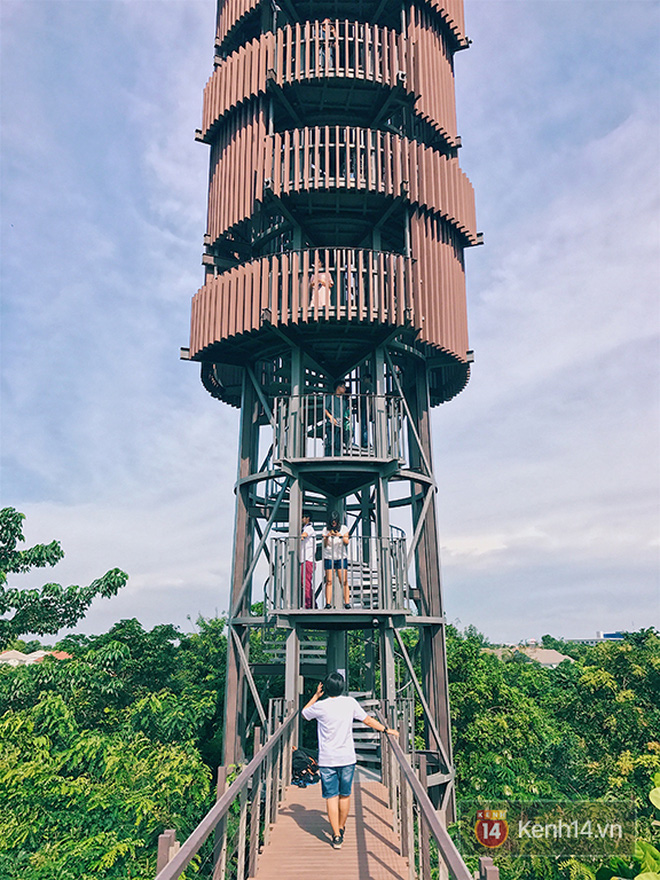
<box><xmin>254</xmin><ymin>781</ymin><xmax>409</xmax><ymax>880</ymax></box>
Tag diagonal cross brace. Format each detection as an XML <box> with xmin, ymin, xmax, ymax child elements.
<box><xmin>230</xmin><ymin>627</ymin><xmax>268</xmax><ymax>726</ymax></box>
<box><xmin>231</xmin><ymin>478</ymin><xmax>289</xmax><ymax>619</ymax></box>
<box><xmin>393</xmin><ymin>629</ymin><xmax>453</xmax><ymax>774</ymax></box>
<box><xmin>384</xmin><ymin>349</ymin><xmax>433</xmax><ymax>479</ymax></box>
<box><xmin>406</xmin><ymin>482</ymin><xmax>435</xmax><ymax>570</ymax></box>
<box><xmin>253</xmin><ymin>519</ymin><xmax>272</xmax><ymax>566</ymax></box>
<box><xmin>247</xmin><ymin>365</ymin><xmax>275</xmax><ymax>428</ymax></box>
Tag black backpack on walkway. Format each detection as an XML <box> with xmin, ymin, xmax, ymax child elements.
<box><xmin>291</xmin><ymin>747</ymin><xmax>320</xmax><ymax>787</ymax></box>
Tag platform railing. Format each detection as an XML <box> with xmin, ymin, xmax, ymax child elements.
<box><xmin>378</xmin><ymin>712</ymin><xmax>499</xmax><ymax>880</ymax></box>
<box><xmin>269</xmin><ymin>534</ymin><xmax>408</xmax><ymax>612</ymax></box>
<box><xmin>154</xmin><ymin>707</ymin><xmax>296</xmax><ymax>880</ymax></box>
<box><xmin>274</xmin><ymin>392</ymin><xmax>406</xmax><ymax>462</ymax></box>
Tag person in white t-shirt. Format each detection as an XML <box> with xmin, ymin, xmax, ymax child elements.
<box><xmin>301</xmin><ymin>514</ymin><xmax>316</xmax><ymax>609</ymax></box>
<box><xmin>322</xmin><ymin>510</ymin><xmax>350</xmax><ymax>609</ymax></box>
<box><xmin>302</xmin><ymin>672</ymin><xmax>399</xmax><ymax>849</ymax></box>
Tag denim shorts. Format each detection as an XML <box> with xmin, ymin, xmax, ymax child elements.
<box><xmin>319</xmin><ymin>764</ymin><xmax>356</xmax><ymax>799</ymax></box>
<box><xmin>324</xmin><ymin>558</ymin><xmax>347</xmax><ymax>570</ymax></box>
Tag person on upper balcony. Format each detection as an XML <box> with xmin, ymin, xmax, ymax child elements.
<box><xmin>318</xmin><ymin>19</ymin><xmax>337</xmax><ymax>72</ymax></box>
<box><xmin>309</xmin><ymin>263</ymin><xmax>334</xmax><ymax>311</ymax></box>
<box><xmin>322</xmin><ymin>510</ymin><xmax>351</xmax><ymax>610</ymax></box>
<box><xmin>324</xmin><ymin>379</ymin><xmax>351</xmax><ymax>456</ymax></box>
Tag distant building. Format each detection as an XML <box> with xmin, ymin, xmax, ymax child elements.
<box><xmin>568</xmin><ymin>632</ymin><xmax>625</xmax><ymax>647</ymax></box>
<box><xmin>484</xmin><ymin>646</ymin><xmax>573</xmax><ymax>668</ymax></box>
<box><xmin>519</xmin><ymin>647</ymin><xmax>574</xmax><ymax>668</ymax></box>
<box><xmin>0</xmin><ymin>649</ymin><xmax>72</xmax><ymax>667</ymax></box>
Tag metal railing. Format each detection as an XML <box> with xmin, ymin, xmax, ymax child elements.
<box><xmin>274</xmin><ymin>392</ymin><xmax>406</xmax><ymax>461</ymax></box>
<box><xmin>378</xmin><ymin>712</ymin><xmax>499</xmax><ymax>880</ymax></box>
<box><xmin>154</xmin><ymin>707</ymin><xmax>297</xmax><ymax>880</ymax></box>
<box><xmin>260</xmin><ymin>627</ymin><xmax>327</xmax><ymax>663</ymax></box>
<box><xmin>269</xmin><ymin>534</ymin><xmax>408</xmax><ymax>612</ymax></box>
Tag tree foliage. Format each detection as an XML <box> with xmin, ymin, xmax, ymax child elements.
<box><xmin>0</xmin><ymin>605</ymin><xmax>657</xmax><ymax>880</ymax></box>
<box><xmin>442</xmin><ymin>626</ymin><xmax>660</xmax><ymax>880</ymax></box>
<box><xmin>0</xmin><ymin>616</ymin><xmax>228</xmax><ymax>879</ymax></box>
<box><xmin>0</xmin><ymin>693</ymin><xmax>210</xmax><ymax>879</ymax></box>
<box><xmin>0</xmin><ymin>508</ymin><xmax>128</xmax><ymax>650</ymax></box>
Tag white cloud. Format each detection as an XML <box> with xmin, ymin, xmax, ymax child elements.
<box><xmin>1</xmin><ymin>0</ymin><xmax>658</xmax><ymax>644</ymax></box>
<box><xmin>433</xmin><ymin>0</ymin><xmax>660</xmax><ymax>640</ymax></box>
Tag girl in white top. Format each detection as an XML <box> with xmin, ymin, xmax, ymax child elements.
<box><xmin>321</xmin><ymin>511</ymin><xmax>350</xmax><ymax>609</ymax></box>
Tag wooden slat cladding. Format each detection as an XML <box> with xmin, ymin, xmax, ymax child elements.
<box><xmin>205</xmin><ymin>18</ymin><xmax>461</xmax><ymax>145</ymax></box>
<box><xmin>216</xmin><ymin>0</ymin><xmax>261</xmax><ymax>49</ymax></box>
<box><xmin>423</xmin><ymin>0</ymin><xmax>467</xmax><ymax>44</ymax></box>
<box><xmin>207</xmin><ymin>124</ymin><xmax>477</xmax><ymax>245</ymax></box>
<box><xmin>206</xmin><ymin>103</ymin><xmax>266</xmax><ymax>245</ymax></box>
<box><xmin>407</xmin><ymin>4</ymin><xmax>459</xmax><ymax>144</ymax></box>
<box><xmin>196</xmin><ymin>0</ymin><xmax>474</xmax><ymax>388</ymax></box>
<box><xmin>214</xmin><ymin>1</ymin><xmax>467</xmax><ymax>56</ymax></box>
<box><xmin>409</xmin><ymin>209</ymin><xmax>468</xmax><ymax>358</ymax></box>
<box><xmin>202</xmin><ymin>34</ymin><xmax>274</xmax><ymax>136</ymax></box>
<box><xmin>201</xmin><ymin>23</ymin><xmax>406</xmax><ymax>140</ymax></box>
<box><xmin>263</xmin><ymin>126</ymin><xmax>477</xmax><ymax>242</ymax></box>
<box><xmin>190</xmin><ymin>238</ymin><xmax>468</xmax><ymax>364</ymax></box>
<box><xmin>190</xmin><ymin>248</ymin><xmax>411</xmax><ymax>356</ymax></box>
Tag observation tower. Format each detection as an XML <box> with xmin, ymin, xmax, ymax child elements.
<box><xmin>184</xmin><ymin>0</ymin><xmax>479</xmax><ymax>818</ymax></box>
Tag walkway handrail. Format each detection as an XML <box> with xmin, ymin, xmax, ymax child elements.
<box><xmin>154</xmin><ymin>709</ymin><xmax>297</xmax><ymax>880</ymax></box>
<box><xmin>377</xmin><ymin>712</ymin><xmax>475</xmax><ymax>880</ymax></box>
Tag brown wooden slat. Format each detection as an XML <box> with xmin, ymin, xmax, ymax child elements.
<box><xmin>216</xmin><ymin>0</ymin><xmax>261</xmax><ymax>49</ymax></box>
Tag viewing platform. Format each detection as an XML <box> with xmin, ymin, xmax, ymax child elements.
<box><xmin>274</xmin><ymin>392</ymin><xmax>405</xmax><ymax>462</ymax></box>
<box><xmin>190</xmin><ymin>247</ymin><xmax>472</xmax><ymax>407</ymax></box>
<box><xmin>273</xmin><ymin>391</ymin><xmax>406</xmax><ymax>493</ymax></box>
<box><xmin>268</xmin><ymin>534</ymin><xmax>409</xmax><ymax>617</ymax></box>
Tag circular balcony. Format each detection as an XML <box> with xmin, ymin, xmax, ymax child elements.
<box><xmin>202</xmin><ymin>18</ymin><xmax>461</xmax><ymax>150</ymax></box>
<box><xmin>269</xmin><ymin>534</ymin><xmax>410</xmax><ymax>619</ymax></box>
<box><xmin>274</xmin><ymin>392</ymin><xmax>405</xmax><ymax>462</ymax></box>
<box><xmin>215</xmin><ymin>1</ymin><xmax>468</xmax><ymax>63</ymax></box>
<box><xmin>205</xmin><ymin>121</ymin><xmax>477</xmax><ymax>248</ymax></box>
<box><xmin>191</xmin><ymin>245</ymin><xmax>470</xmax><ymax>403</ymax></box>
<box><xmin>191</xmin><ymin>246</ymin><xmax>412</xmax><ymax>357</ymax></box>
<box><xmin>273</xmin><ymin>391</ymin><xmax>407</xmax><ymax>494</ymax></box>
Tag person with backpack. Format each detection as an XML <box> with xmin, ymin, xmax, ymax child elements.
<box><xmin>301</xmin><ymin>671</ymin><xmax>399</xmax><ymax>849</ymax></box>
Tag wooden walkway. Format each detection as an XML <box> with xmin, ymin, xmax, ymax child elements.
<box><xmin>254</xmin><ymin>781</ymin><xmax>410</xmax><ymax>880</ymax></box>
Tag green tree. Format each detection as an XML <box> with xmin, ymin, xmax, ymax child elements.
<box><xmin>0</xmin><ymin>692</ymin><xmax>211</xmax><ymax>880</ymax></box>
<box><xmin>0</xmin><ymin>617</ymin><xmax>231</xmax><ymax>879</ymax></box>
<box><xmin>0</xmin><ymin>508</ymin><xmax>127</xmax><ymax>649</ymax></box>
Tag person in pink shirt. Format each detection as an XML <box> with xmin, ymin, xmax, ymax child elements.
<box><xmin>301</xmin><ymin>514</ymin><xmax>316</xmax><ymax>609</ymax></box>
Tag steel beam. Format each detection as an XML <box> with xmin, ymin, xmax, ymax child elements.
<box><xmin>223</xmin><ymin>372</ymin><xmax>260</xmax><ymax>764</ymax></box>
<box><xmin>230</xmin><ymin>627</ymin><xmax>268</xmax><ymax>726</ymax></box>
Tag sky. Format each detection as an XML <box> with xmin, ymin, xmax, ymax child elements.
<box><xmin>1</xmin><ymin>0</ymin><xmax>658</xmax><ymax>645</ymax></box>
